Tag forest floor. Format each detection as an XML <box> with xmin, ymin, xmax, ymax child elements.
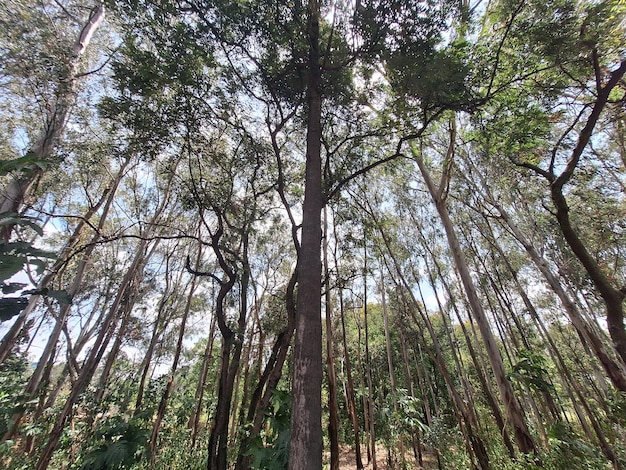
<box><xmin>333</xmin><ymin>444</ymin><xmax>438</xmax><ymax>469</ymax></box>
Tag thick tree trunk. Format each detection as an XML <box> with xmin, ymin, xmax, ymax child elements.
<box><xmin>288</xmin><ymin>0</ymin><xmax>323</xmax><ymax>467</ymax></box>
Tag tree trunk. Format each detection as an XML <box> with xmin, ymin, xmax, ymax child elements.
<box><xmin>323</xmin><ymin>207</ymin><xmax>339</xmax><ymax>470</ymax></box>
<box><xmin>35</xmin><ymin>236</ymin><xmax>151</xmax><ymax>470</ymax></box>
<box><xmin>363</xmin><ymin>247</ymin><xmax>377</xmax><ymax>470</ymax></box>
<box><xmin>379</xmin><ymin>267</ymin><xmax>404</xmax><ymax>466</ymax></box>
<box><xmin>338</xmin><ymin>289</ymin><xmax>364</xmax><ymax>469</ymax></box>
<box><xmin>288</xmin><ymin>0</ymin><xmax>323</xmax><ymax>467</ymax></box>
<box><xmin>493</xmin><ymin>200</ymin><xmax>626</xmax><ymax>391</ymax></box>
<box><xmin>189</xmin><ymin>308</ymin><xmax>217</xmax><ymax>450</ymax></box>
<box><xmin>149</xmin><ymin>244</ymin><xmax>201</xmax><ymax>462</ymax></box>
<box><xmin>0</xmin><ymin>3</ymin><xmax>105</xmax><ymax>241</ymax></box>
<box><xmin>235</xmin><ymin>270</ymin><xmax>296</xmax><ymax>470</ymax></box>
<box><xmin>0</xmin><ymin>155</ymin><xmax>125</xmax><ymax>365</ymax></box>
<box><xmin>413</xmin><ymin>146</ymin><xmax>536</xmax><ymax>455</ymax></box>
<box><xmin>206</xmin><ymin>264</ymin><xmax>239</xmax><ymax>470</ymax></box>
<box><xmin>417</xmin><ymin>250</ymin><xmax>516</xmax><ymax>459</ymax></box>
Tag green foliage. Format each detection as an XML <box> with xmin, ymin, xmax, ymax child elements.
<box><xmin>0</xmin><ymin>211</ymin><xmax>65</xmax><ymax>321</ymax></box>
<box><xmin>508</xmin><ymin>350</ymin><xmax>555</xmax><ymax>394</ymax></box>
<box><xmin>78</xmin><ymin>415</ymin><xmax>150</xmax><ymax>470</ymax></box>
<box><xmin>540</xmin><ymin>422</ymin><xmax>610</xmax><ymax>469</ymax></box>
<box><xmin>0</xmin><ymin>153</ymin><xmax>48</xmax><ymax>175</ymax></box>
<box><xmin>378</xmin><ymin>388</ymin><xmax>427</xmax><ymax>447</ymax></box>
<box><xmin>386</xmin><ymin>40</ymin><xmax>473</xmax><ymax>111</ymax></box>
<box><xmin>0</xmin><ymin>353</ymin><xmax>29</xmax><ymax>438</ymax></box>
<box><xmin>246</xmin><ymin>389</ymin><xmax>291</xmax><ymax>470</ymax></box>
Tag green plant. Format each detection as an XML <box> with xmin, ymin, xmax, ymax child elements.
<box><xmin>78</xmin><ymin>415</ymin><xmax>150</xmax><ymax>470</ymax></box>
<box><xmin>246</xmin><ymin>389</ymin><xmax>291</xmax><ymax>470</ymax></box>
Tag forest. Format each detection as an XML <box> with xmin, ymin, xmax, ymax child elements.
<box><xmin>0</xmin><ymin>0</ymin><xmax>625</xmax><ymax>469</ymax></box>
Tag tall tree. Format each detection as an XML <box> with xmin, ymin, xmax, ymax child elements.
<box><xmin>0</xmin><ymin>1</ymin><xmax>106</xmax><ymax>241</ymax></box>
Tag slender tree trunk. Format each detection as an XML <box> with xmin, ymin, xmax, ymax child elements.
<box><xmin>417</xmin><ymin>251</ymin><xmax>515</xmax><ymax>458</ymax></box>
<box><xmin>397</xmin><ymin>328</ymin><xmax>422</xmax><ymax>465</ymax></box>
<box><xmin>354</xmin><ymin>304</ymin><xmax>371</xmax><ymax>463</ymax></box>
<box><xmin>35</xmin><ymin>236</ymin><xmax>151</xmax><ymax>470</ymax></box>
<box><xmin>377</xmin><ymin>233</ymin><xmax>490</xmax><ymax>469</ymax></box>
<box><xmin>340</xmin><ymin>293</ymin><xmax>365</xmax><ymax>468</ymax></box>
<box><xmin>491</xmin><ymin>199</ymin><xmax>626</xmax><ymax>391</ymax></box>
<box><xmin>363</xmin><ymin>246</ymin><xmax>377</xmax><ymax>470</ymax></box>
<box><xmin>379</xmin><ymin>267</ymin><xmax>404</xmax><ymax>466</ymax></box>
<box><xmin>34</xmin><ymin>162</ymin><xmax>177</xmax><ymax>468</ymax></box>
<box><xmin>135</xmin><ymin>290</ymin><xmax>171</xmax><ymax>412</ymax></box>
<box><xmin>92</xmin><ymin>292</ymin><xmax>137</xmax><ymax>410</ymax></box>
<box><xmin>399</xmin><ymin>284</ymin><xmax>489</xmax><ymax>470</ymax></box>
<box><xmin>0</xmin><ymin>156</ymin><xmax>125</xmax><ymax>365</ymax></box>
<box><xmin>149</xmin><ymin>244</ymin><xmax>201</xmax><ymax>463</ymax></box>
<box><xmin>235</xmin><ymin>270</ymin><xmax>296</xmax><ymax>470</ymax></box>
<box><xmin>413</xmin><ymin>146</ymin><xmax>536</xmax><ymax>455</ymax></box>
<box><xmin>521</xmin><ymin>60</ymin><xmax>626</xmax><ymax>364</ymax></box>
<box><xmin>0</xmin><ymin>3</ymin><xmax>105</xmax><ymax>241</ymax></box>
<box><xmin>323</xmin><ymin>207</ymin><xmax>339</xmax><ymax>470</ymax></box>
<box><xmin>288</xmin><ymin>1</ymin><xmax>323</xmax><ymax>467</ymax></box>
<box><xmin>189</xmin><ymin>308</ymin><xmax>217</xmax><ymax>450</ymax></box>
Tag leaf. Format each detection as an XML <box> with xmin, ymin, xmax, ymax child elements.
<box><xmin>0</xmin><ymin>152</ymin><xmax>48</xmax><ymax>175</ymax></box>
<box><xmin>42</xmin><ymin>289</ymin><xmax>73</xmax><ymax>305</ymax></box>
<box><xmin>1</xmin><ymin>282</ymin><xmax>26</xmax><ymax>294</ymax></box>
<box><xmin>0</xmin><ymin>255</ymin><xmax>28</xmax><ymax>282</ymax></box>
<box><xmin>0</xmin><ymin>297</ymin><xmax>29</xmax><ymax>322</ymax></box>
<box><xmin>0</xmin><ymin>213</ymin><xmax>44</xmax><ymax>236</ymax></box>
<box><xmin>22</xmin><ymin>288</ymin><xmax>73</xmax><ymax>305</ymax></box>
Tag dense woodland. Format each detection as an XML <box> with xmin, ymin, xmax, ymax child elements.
<box><xmin>0</xmin><ymin>0</ymin><xmax>625</xmax><ymax>469</ymax></box>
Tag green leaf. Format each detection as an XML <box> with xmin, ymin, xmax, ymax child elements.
<box><xmin>0</xmin><ymin>213</ymin><xmax>44</xmax><ymax>236</ymax></box>
<box><xmin>0</xmin><ymin>152</ymin><xmax>48</xmax><ymax>175</ymax></box>
<box><xmin>1</xmin><ymin>282</ymin><xmax>26</xmax><ymax>294</ymax></box>
<box><xmin>0</xmin><ymin>297</ymin><xmax>29</xmax><ymax>322</ymax></box>
<box><xmin>0</xmin><ymin>255</ymin><xmax>28</xmax><ymax>282</ymax></box>
<box><xmin>23</xmin><ymin>288</ymin><xmax>72</xmax><ymax>305</ymax></box>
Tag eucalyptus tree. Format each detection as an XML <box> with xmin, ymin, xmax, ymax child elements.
<box><xmin>350</xmin><ymin>176</ymin><xmax>493</xmax><ymax>468</ymax></box>
<box><xmin>473</xmin><ymin>0</ymin><xmax>626</xmax><ymax>364</ymax></box>
<box><xmin>0</xmin><ymin>0</ymin><xmax>109</xmax><ymax>241</ymax></box>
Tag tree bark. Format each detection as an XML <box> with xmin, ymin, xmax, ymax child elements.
<box><xmin>288</xmin><ymin>0</ymin><xmax>323</xmax><ymax>467</ymax></box>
